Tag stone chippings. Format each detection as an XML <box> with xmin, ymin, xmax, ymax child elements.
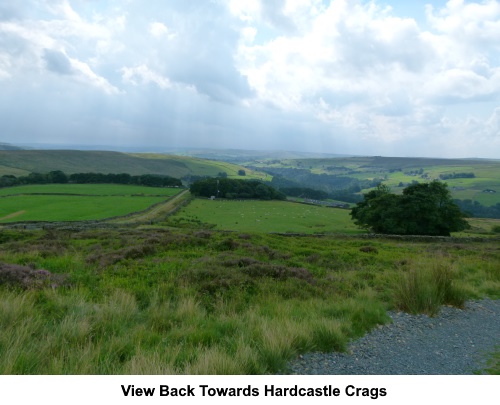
<box><xmin>287</xmin><ymin>298</ymin><xmax>500</xmax><ymax>375</ymax></box>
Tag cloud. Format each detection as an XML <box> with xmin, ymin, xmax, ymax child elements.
<box><xmin>43</xmin><ymin>48</ymin><xmax>73</xmax><ymax>75</ymax></box>
<box><xmin>121</xmin><ymin>64</ymin><xmax>172</xmax><ymax>89</ymax></box>
<box><xmin>149</xmin><ymin>22</ymin><xmax>176</xmax><ymax>40</ymax></box>
<box><xmin>0</xmin><ymin>0</ymin><xmax>499</xmax><ymax>158</ymax></box>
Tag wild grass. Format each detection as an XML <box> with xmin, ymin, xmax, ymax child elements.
<box><xmin>482</xmin><ymin>346</ymin><xmax>500</xmax><ymax>375</ymax></box>
<box><xmin>0</xmin><ymin>228</ymin><xmax>498</xmax><ymax>374</ymax></box>
<box><xmin>168</xmin><ymin>198</ymin><xmax>361</xmax><ymax>234</ymax></box>
<box><xmin>394</xmin><ymin>261</ymin><xmax>467</xmax><ymax>315</ymax></box>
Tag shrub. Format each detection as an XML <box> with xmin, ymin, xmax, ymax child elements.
<box><xmin>359</xmin><ymin>246</ymin><xmax>378</xmax><ymax>254</ymax></box>
<box><xmin>0</xmin><ymin>262</ymin><xmax>68</xmax><ymax>289</ymax></box>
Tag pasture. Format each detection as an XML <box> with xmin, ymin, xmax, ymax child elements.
<box><xmin>168</xmin><ymin>199</ymin><xmax>362</xmax><ymax>234</ymax></box>
<box><xmin>0</xmin><ymin>184</ymin><xmax>181</xmax><ymax>197</ymax></box>
<box><xmin>0</xmin><ymin>184</ymin><xmax>182</xmax><ymax>223</ymax></box>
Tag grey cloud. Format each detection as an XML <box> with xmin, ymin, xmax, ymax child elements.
<box><xmin>43</xmin><ymin>49</ymin><xmax>73</xmax><ymax>75</ymax></box>
<box><xmin>261</xmin><ymin>0</ymin><xmax>297</xmax><ymax>34</ymax></box>
<box><xmin>151</xmin><ymin>3</ymin><xmax>254</xmax><ymax>104</ymax></box>
<box><xmin>0</xmin><ymin>3</ymin><xmax>22</xmax><ymax>21</ymax></box>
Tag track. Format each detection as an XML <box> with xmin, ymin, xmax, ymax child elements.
<box><xmin>107</xmin><ymin>189</ymin><xmax>191</xmax><ymax>224</ymax></box>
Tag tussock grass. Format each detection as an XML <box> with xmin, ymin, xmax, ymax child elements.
<box><xmin>394</xmin><ymin>261</ymin><xmax>467</xmax><ymax>315</ymax></box>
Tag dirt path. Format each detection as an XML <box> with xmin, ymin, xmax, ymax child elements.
<box><xmin>108</xmin><ymin>190</ymin><xmax>190</xmax><ymax>224</ymax></box>
<box><xmin>0</xmin><ymin>210</ymin><xmax>26</xmax><ymax>221</ymax></box>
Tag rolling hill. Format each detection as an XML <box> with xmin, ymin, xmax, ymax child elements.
<box><xmin>0</xmin><ymin>150</ymin><xmax>266</xmax><ymax>179</ymax></box>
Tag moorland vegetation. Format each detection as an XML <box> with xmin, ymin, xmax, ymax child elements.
<box><xmin>0</xmin><ymin>227</ymin><xmax>498</xmax><ymax>374</ymax></box>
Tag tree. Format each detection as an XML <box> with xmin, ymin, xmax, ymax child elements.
<box><xmin>238</xmin><ymin>169</ymin><xmax>246</xmax><ymax>176</ymax></box>
<box><xmin>350</xmin><ymin>181</ymin><xmax>469</xmax><ymax>236</ymax></box>
<box><xmin>47</xmin><ymin>170</ymin><xmax>68</xmax><ymax>184</ymax></box>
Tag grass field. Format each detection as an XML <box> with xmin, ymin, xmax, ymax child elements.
<box><xmin>0</xmin><ymin>184</ymin><xmax>183</xmax><ymax>223</ymax></box>
<box><xmin>0</xmin><ymin>184</ymin><xmax>181</xmax><ymax>197</ymax></box>
<box><xmin>168</xmin><ymin>199</ymin><xmax>362</xmax><ymax>234</ymax></box>
<box><xmin>0</xmin><ymin>195</ymin><xmax>168</xmax><ymax>222</ymax></box>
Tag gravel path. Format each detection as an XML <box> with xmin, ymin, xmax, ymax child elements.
<box><xmin>287</xmin><ymin>298</ymin><xmax>500</xmax><ymax>375</ymax></box>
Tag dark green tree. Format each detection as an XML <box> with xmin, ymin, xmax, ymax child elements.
<box><xmin>47</xmin><ymin>170</ymin><xmax>68</xmax><ymax>184</ymax></box>
<box><xmin>350</xmin><ymin>181</ymin><xmax>469</xmax><ymax>236</ymax></box>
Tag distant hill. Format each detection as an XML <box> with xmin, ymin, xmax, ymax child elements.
<box><xmin>250</xmin><ymin>155</ymin><xmax>500</xmax><ymax>208</ymax></box>
<box><xmin>162</xmin><ymin>147</ymin><xmax>353</xmax><ymax>162</ymax></box>
<box><xmin>0</xmin><ymin>143</ymin><xmax>26</xmax><ymax>151</ymax></box>
<box><xmin>0</xmin><ymin>150</ymin><xmax>266</xmax><ymax>180</ymax></box>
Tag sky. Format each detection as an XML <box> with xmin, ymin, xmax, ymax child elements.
<box><xmin>1</xmin><ymin>0</ymin><xmax>500</xmax><ymax>158</ymax></box>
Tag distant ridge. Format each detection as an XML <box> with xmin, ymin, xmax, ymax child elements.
<box><xmin>0</xmin><ymin>150</ymin><xmax>260</xmax><ymax>179</ymax></box>
<box><xmin>161</xmin><ymin>147</ymin><xmax>354</xmax><ymax>162</ymax></box>
<box><xmin>0</xmin><ymin>142</ymin><xmax>26</xmax><ymax>151</ymax></box>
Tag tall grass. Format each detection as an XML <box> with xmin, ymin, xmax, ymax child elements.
<box><xmin>394</xmin><ymin>261</ymin><xmax>467</xmax><ymax>315</ymax></box>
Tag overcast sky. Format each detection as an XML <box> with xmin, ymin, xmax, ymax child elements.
<box><xmin>1</xmin><ymin>0</ymin><xmax>500</xmax><ymax>158</ymax></box>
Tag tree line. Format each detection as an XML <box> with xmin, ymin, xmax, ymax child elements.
<box><xmin>190</xmin><ymin>178</ymin><xmax>285</xmax><ymax>200</ymax></box>
<box><xmin>0</xmin><ymin>170</ymin><xmax>182</xmax><ymax>188</ymax></box>
<box><xmin>453</xmin><ymin>199</ymin><xmax>500</xmax><ymax>219</ymax></box>
<box><xmin>439</xmin><ymin>172</ymin><xmax>475</xmax><ymax>180</ymax></box>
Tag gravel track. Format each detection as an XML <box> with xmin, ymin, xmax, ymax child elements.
<box><xmin>287</xmin><ymin>298</ymin><xmax>500</xmax><ymax>375</ymax></box>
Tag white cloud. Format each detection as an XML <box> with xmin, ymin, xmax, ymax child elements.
<box><xmin>121</xmin><ymin>64</ymin><xmax>172</xmax><ymax>90</ymax></box>
<box><xmin>0</xmin><ymin>0</ymin><xmax>500</xmax><ymax>157</ymax></box>
<box><xmin>149</xmin><ymin>21</ymin><xmax>175</xmax><ymax>39</ymax></box>
<box><xmin>70</xmin><ymin>57</ymin><xmax>121</xmax><ymax>95</ymax></box>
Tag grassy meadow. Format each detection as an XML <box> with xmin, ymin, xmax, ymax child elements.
<box><xmin>0</xmin><ymin>184</ymin><xmax>182</xmax><ymax>197</ymax></box>
<box><xmin>0</xmin><ymin>227</ymin><xmax>498</xmax><ymax>374</ymax></box>
<box><xmin>166</xmin><ymin>199</ymin><xmax>360</xmax><ymax>234</ymax></box>
<box><xmin>0</xmin><ymin>184</ymin><xmax>182</xmax><ymax>223</ymax></box>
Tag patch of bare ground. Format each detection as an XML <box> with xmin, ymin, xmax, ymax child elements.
<box><xmin>0</xmin><ymin>210</ymin><xmax>26</xmax><ymax>221</ymax></box>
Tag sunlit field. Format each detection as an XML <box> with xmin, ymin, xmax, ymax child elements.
<box><xmin>168</xmin><ymin>199</ymin><xmax>362</xmax><ymax>234</ymax></box>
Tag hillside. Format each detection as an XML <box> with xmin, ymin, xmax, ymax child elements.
<box><xmin>248</xmin><ymin>155</ymin><xmax>500</xmax><ymax>207</ymax></box>
<box><xmin>0</xmin><ymin>150</ymin><xmax>265</xmax><ymax>179</ymax></box>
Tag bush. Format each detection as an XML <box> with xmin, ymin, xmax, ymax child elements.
<box><xmin>0</xmin><ymin>262</ymin><xmax>68</xmax><ymax>289</ymax></box>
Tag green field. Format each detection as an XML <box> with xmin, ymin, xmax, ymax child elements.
<box><xmin>0</xmin><ymin>184</ymin><xmax>181</xmax><ymax>197</ymax></box>
<box><xmin>0</xmin><ymin>195</ymin><xmax>168</xmax><ymax>222</ymax></box>
<box><xmin>0</xmin><ymin>184</ymin><xmax>183</xmax><ymax>223</ymax></box>
<box><xmin>169</xmin><ymin>199</ymin><xmax>363</xmax><ymax>234</ymax></box>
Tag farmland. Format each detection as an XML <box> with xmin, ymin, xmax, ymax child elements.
<box><xmin>0</xmin><ymin>184</ymin><xmax>182</xmax><ymax>223</ymax></box>
<box><xmin>169</xmin><ymin>199</ymin><xmax>364</xmax><ymax>234</ymax></box>
<box><xmin>247</xmin><ymin>156</ymin><xmax>500</xmax><ymax>207</ymax></box>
